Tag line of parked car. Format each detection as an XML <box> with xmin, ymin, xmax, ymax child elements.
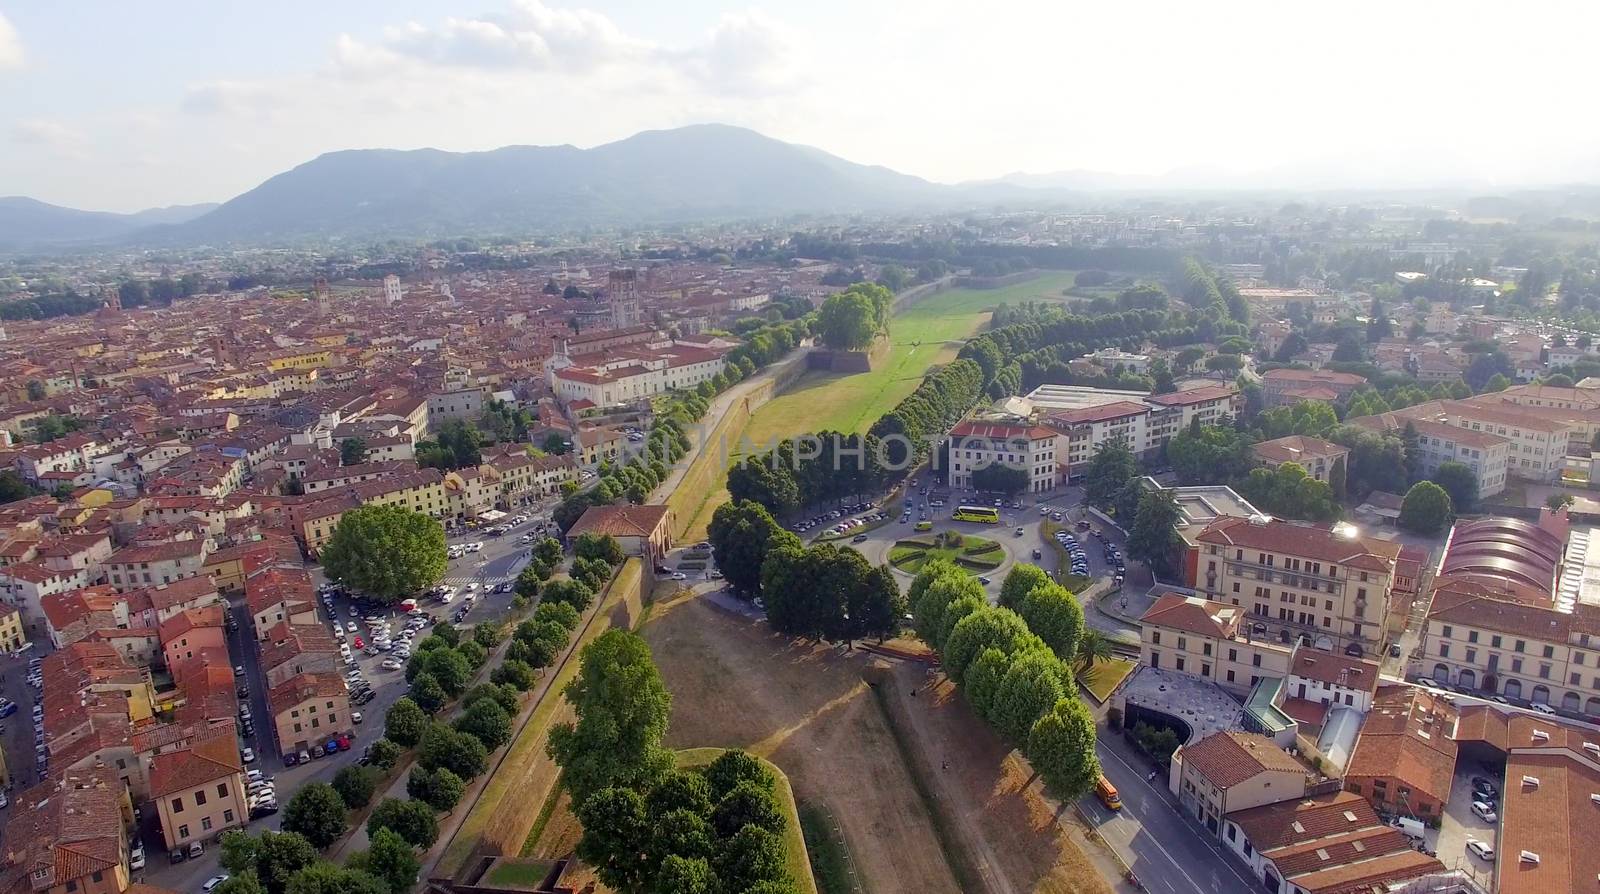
<box><xmin>789</xmin><ymin>502</ymin><xmax>882</xmax><ymax>535</ymax></box>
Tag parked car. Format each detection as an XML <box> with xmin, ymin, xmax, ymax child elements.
<box><xmin>188</xmin><ymin>842</ymin><xmax>204</xmax><ymax>859</ymax></box>
<box><xmin>170</xmin><ymin>848</ymin><xmax>186</xmax><ymax>865</ymax></box>
<box><xmin>129</xmin><ymin>845</ymin><xmax>145</xmax><ymax>871</ymax></box>
<box><xmin>240</xmin><ymin>747</ymin><xmax>256</xmax><ymax>763</ymax></box>
<box><xmin>1471</xmin><ymin>801</ymin><xmax>1497</xmax><ymax>823</ymax></box>
<box><xmin>1466</xmin><ymin>839</ymin><xmax>1495</xmax><ymax>862</ymax></box>
<box><xmin>202</xmin><ymin>874</ymin><xmax>230</xmax><ymax>893</ymax></box>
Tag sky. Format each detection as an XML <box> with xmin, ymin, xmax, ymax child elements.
<box><xmin>5</xmin><ymin>0</ymin><xmax>1600</xmax><ymax>212</ymax></box>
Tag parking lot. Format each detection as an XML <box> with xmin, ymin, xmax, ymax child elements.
<box><xmin>1433</xmin><ymin>759</ymin><xmax>1504</xmax><ymax>887</ymax></box>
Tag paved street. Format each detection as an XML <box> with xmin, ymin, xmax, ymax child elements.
<box><xmin>1080</xmin><ymin>727</ymin><xmax>1259</xmax><ymax>894</ymax></box>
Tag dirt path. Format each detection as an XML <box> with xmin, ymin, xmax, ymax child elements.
<box><xmin>875</xmin><ymin>664</ymin><xmax>1114</xmax><ymax>894</ymax></box>
<box><xmin>644</xmin><ymin>590</ymin><xmax>963</xmax><ymax>894</ymax></box>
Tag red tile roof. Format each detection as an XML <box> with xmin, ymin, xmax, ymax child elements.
<box><xmin>148</xmin><ymin>724</ymin><xmax>241</xmax><ymax>797</ymax></box>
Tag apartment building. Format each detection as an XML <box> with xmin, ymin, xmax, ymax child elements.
<box><xmin>1189</xmin><ymin>516</ymin><xmax>1399</xmax><ymax>657</ymax></box>
<box><xmin>1260</xmin><ymin>369</ymin><xmax>1367</xmax><ymax>407</ymax></box>
<box><xmin>549</xmin><ymin>341</ymin><xmax>727</xmax><ymax>408</ymax></box>
<box><xmin>245</xmin><ymin>567</ymin><xmax>317</xmax><ymax>641</ymax></box>
<box><xmin>293</xmin><ymin>468</ymin><xmax>448</xmax><ymax>552</ymax></box>
<box><xmin>945</xmin><ymin>420</ymin><xmax>1060</xmax><ymax>493</ymax></box>
<box><xmin>1251</xmin><ymin>436</ymin><xmax>1348</xmax><ymax>486</ymax></box>
<box><xmin>1222</xmin><ymin>791</ymin><xmax>1443</xmax><ymax>894</ymax></box>
<box><xmin>149</xmin><ymin>728</ymin><xmax>247</xmax><ymax>849</ymax></box>
<box><xmin>0</xmin><ymin>768</ymin><xmax>133</xmax><ymax>894</ymax></box>
<box><xmin>1450</xmin><ymin>401</ymin><xmax>1575</xmax><ymax>480</ymax></box>
<box><xmin>1419</xmin><ymin>513</ymin><xmax>1600</xmax><ymax>713</ymax></box>
<box><xmin>103</xmin><ymin>539</ymin><xmax>212</xmax><ymax>592</ymax></box>
<box><xmin>1343</xmin><ymin>685</ymin><xmax>1457</xmax><ymax>820</ymax></box>
<box><xmin>1139</xmin><ymin>591</ymin><xmax>1292</xmax><ymax>696</ymax></box>
<box><xmin>1143</xmin><ymin>385</ymin><xmax>1241</xmax><ymax>444</ymax></box>
<box><xmin>1348</xmin><ymin>412</ymin><xmax>1509</xmax><ymax>498</ymax></box>
<box><xmin>1047</xmin><ymin>401</ymin><xmax>1148</xmax><ymax>476</ymax></box>
<box><xmin>268</xmin><ymin>672</ymin><xmax>351</xmax><ymax>753</ymax></box>
<box><xmin>1171</xmin><ymin>730</ymin><xmax>1310</xmax><ymax>838</ymax></box>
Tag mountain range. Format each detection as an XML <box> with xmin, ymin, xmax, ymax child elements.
<box><xmin>2</xmin><ymin>125</ymin><xmax>1011</xmax><ymax>248</ymax></box>
<box><xmin>0</xmin><ymin>197</ymin><xmax>218</xmax><ymax>247</ymax></box>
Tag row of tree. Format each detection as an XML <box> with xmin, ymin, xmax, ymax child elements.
<box><xmin>909</xmin><ymin>561</ymin><xmax>1101</xmax><ymax>799</ymax></box>
<box><xmin>550</xmin><ymin>629</ymin><xmax>804</xmax><ymax>893</ymax></box>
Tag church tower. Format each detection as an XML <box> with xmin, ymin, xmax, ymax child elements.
<box><xmin>608</xmin><ymin>268</ymin><xmax>641</xmax><ymax>329</ymax></box>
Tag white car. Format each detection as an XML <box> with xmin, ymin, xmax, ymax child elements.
<box><xmin>352</xmin><ymin>712</ymin><xmax>363</xmax><ymax>724</ymax></box>
<box><xmin>381</xmin><ymin>657</ymin><xmax>403</xmax><ymax>670</ymax></box>
<box><xmin>345</xmin><ymin>621</ymin><xmax>359</xmax><ymax>633</ymax></box>
<box><xmin>202</xmin><ymin>875</ymin><xmax>230</xmax><ymax>893</ymax></box>
<box><xmin>129</xmin><ymin>844</ymin><xmax>145</xmax><ymax>870</ymax></box>
<box><xmin>671</xmin><ymin>572</ymin><xmax>688</xmax><ymax>581</ymax></box>
<box><xmin>240</xmin><ymin>747</ymin><xmax>256</xmax><ymax>763</ymax></box>
<box><xmin>1471</xmin><ymin>800</ymin><xmax>1497</xmax><ymax>822</ymax></box>
<box><xmin>1530</xmin><ymin>702</ymin><xmax>1556</xmax><ymax>715</ymax></box>
<box><xmin>245</xmin><ymin>769</ymin><xmax>264</xmax><ymax>783</ymax></box>
<box><xmin>1466</xmin><ymin>839</ymin><xmax>1495</xmax><ymax>862</ymax></box>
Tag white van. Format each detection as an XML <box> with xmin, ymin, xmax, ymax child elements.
<box><xmin>1390</xmin><ymin>816</ymin><xmax>1425</xmax><ymax>841</ymax></box>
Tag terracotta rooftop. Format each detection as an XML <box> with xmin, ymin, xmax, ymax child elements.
<box><xmin>1181</xmin><ymin>730</ymin><xmax>1306</xmax><ymax>789</ymax></box>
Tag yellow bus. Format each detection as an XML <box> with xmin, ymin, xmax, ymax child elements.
<box><xmin>1095</xmin><ymin>775</ymin><xmax>1122</xmax><ymax>810</ymax></box>
<box><xmin>952</xmin><ymin>505</ymin><xmax>1000</xmax><ymax>524</ymax></box>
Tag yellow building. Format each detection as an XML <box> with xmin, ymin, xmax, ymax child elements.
<box><xmin>0</xmin><ymin>603</ymin><xmax>24</xmax><ymax>652</ymax></box>
<box><xmin>150</xmin><ymin>731</ymin><xmax>247</xmax><ymax>849</ymax></box>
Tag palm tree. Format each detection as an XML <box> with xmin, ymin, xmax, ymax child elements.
<box><xmin>1076</xmin><ymin>629</ymin><xmax>1115</xmax><ymax>677</ymax></box>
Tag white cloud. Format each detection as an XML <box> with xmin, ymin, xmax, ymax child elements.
<box><xmin>683</xmin><ymin>12</ymin><xmax>802</xmax><ymax>96</ymax></box>
<box><xmin>0</xmin><ymin>13</ymin><xmax>24</xmax><ymax>69</ymax></box>
<box><xmin>10</xmin><ymin>119</ymin><xmax>87</xmax><ymax>158</ymax></box>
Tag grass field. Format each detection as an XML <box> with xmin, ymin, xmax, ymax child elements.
<box><xmin>1080</xmin><ymin>657</ymin><xmax>1136</xmax><ymax>704</ymax></box>
<box><xmin>886</xmin><ymin>534</ymin><xmax>1003</xmax><ymax>574</ymax></box>
<box><xmin>483</xmin><ymin>860</ymin><xmax>557</xmax><ymax>889</ymax></box>
<box><xmin>675</xmin><ymin>273</ymin><xmax>1082</xmax><ymax>541</ymax></box>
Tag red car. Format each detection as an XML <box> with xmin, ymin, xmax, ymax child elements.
<box><xmin>352</xmin><ymin>635</ymin><xmax>364</xmax><ymax>649</ymax></box>
<box><xmin>336</xmin><ymin>735</ymin><xmax>351</xmax><ymax>751</ymax></box>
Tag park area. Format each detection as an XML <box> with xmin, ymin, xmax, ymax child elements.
<box><xmin>887</xmin><ymin>532</ymin><xmax>1006</xmax><ymax>574</ymax></box>
<box><xmin>676</xmin><ymin>273</ymin><xmax>1081</xmax><ymax>541</ymax></box>
<box><xmin>640</xmin><ymin>587</ymin><xmax>1114</xmax><ymax>894</ymax></box>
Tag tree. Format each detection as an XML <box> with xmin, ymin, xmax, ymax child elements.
<box><xmin>1018</xmin><ymin>583</ymin><xmax>1084</xmax><ymax>667</ymax></box>
<box><xmin>992</xmin><ymin>649</ymin><xmax>1068</xmax><ymax>745</ymax></box>
<box><xmin>653</xmin><ymin>856</ymin><xmax>716</xmax><ymax>894</ymax></box>
<box><xmin>535</xmin><ymin>600</ymin><xmax>581</xmax><ymax>631</ymax></box>
<box><xmin>368</xmin><ymin>738</ymin><xmax>403</xmax><ymax>771</ymax></box>
<box><xmin>463</xmin><ymin>681</ymin><xmax>520</xmax><ymax>716</ymax></box>
<box><xmin>350</xmin><ymin>829</ymin><xmax>420</xmax><ymax>894</ymax></box>
<box><xmin>492</xmin><ymin>659</ymin><xmax>537</xmax><ymax>691</ymax></box>
<box><xmin>963</xmin><ymin>647</ymin><xmax>1012</xmax><ymax>723</ymax></box>
<box><xmin>1236</xmin><ymin>463</ymin><xmax>1341</xmax><ymax>522</ymax></box>
<box><xmin>455</xmin><ymin>697</ymin><xmax>513</xmax><ymax>751</ymax></box>
<box><xmin>574</xmin><ymin>532</ymin><xmax>625</xmax><ymax>566</ymax></box>
<box><xmin>711</xmin><ymin>782</ymin><xmax>785</xmax><ymax>838</ymax></box>
<box><xmin>647</xmin><ymin>770</ymin><xmax>714</xmax><ymax>817</ymax></box>
<box><xmin>284</xmin><ymin>863</ymin><xmax>386</xmax><ymax>894</ymax></box>
<box><xmin>332</xmin><ymin>766</ymin><xmax>378</xmax><ymax>809</ymax></box>
<box><xmin>541</xmin><ymin>578</ymin><xmax>595</xmax><ymax>613</ymax></box>
<box><xmin>420</xmin><ymin>647</ymin><xmax>471</xmax><ymax>696</ymax></box>
<box><xmin>971</xmin><ymin>463</ymin><xmax>1030</xmax><ymax>495</ymax></box>
<box><xmin>816</xmin><ymin>283</ymin><xmax>890</xmax><ymax>350</ymax></box>
<box><xmin>534</xmin><ymin>536</ymin><xmax>564</xmax><ymax>568</ymax></box>
<box><xmin>943</xmin><ymin>606</ymin><xmax>1033</xmax><ymax>682</ymax></box>
<box><xmin>340</xmin><ymin>438</ymin><xmax>368</xmax><ymax>466</ymax></box>
<box><xmin>1076</xmin><ymin>629</ymin><xmax>1115</xmax><ymax>676</ymax></box>
<box><xmin>855</xmin><ymin>565</ymin><xmax>905</xmax><ymax>643</ymax></box>
<box><xmin>1167</xmin><ymin>424</ymin><xmax>1253</xmax><ymax>486</ymax></box>
<box><xmin>1548</xmin><ymin>493</ymin><xmax>1576</xmax><ymax>511</ymax></box>
<box><xmin>709</xmin><ymin>500</ymin><xmax>801</xmax><ymax>598</ymax></box>
<box><xmin>548</xmin><ymin>629</ymin><xmax>674</xmax><ymax>801</ymax></box>
<box><xmin>455</xmin><ymin>638</ymin><xmax>487</xmax><ymax>669</ymax></box>
<box><xmin>0</xmin><ymin>470</ymin><xmax>37</xmax><ymax>504</ymax></box>
<box><xmin>1083</xmin><ymin>441</ymin><xmax>1138</xmax><ymax>511</ymax></box>
<box><xmin>1126</xmin><ymin>488</ymin><xmax>1183</xmax><ymax>579</ymax></box>
<box><xmin>571</xmin><ymin>556</ymin><xmax>614</xmax><ymax>591</ymax></box>
<box><xmin>575</xmin><ymin>787</ymin><xmax>649</xmax><ymax>891</ymax></box>
<box><xmin>282</xmin><ymin>783</ymin><xmax>348</xmax><ymax>849</ymax></box>
<box><xmin>1429</xmin><ymin>461</ymin><xmax>1479</xmax><ymax>512</ymax></box>
<box><xmin>1026</xmin><ymin>697</ymin><xmax>1101</xmax><ymax>799</ymax></box>
<box><xmin>407</xmin><ymin>673</ymin><xmax>446</xmax><ymax>714</ymax></box>
<box><xmin>998</xmin><ymin>564</ymin><xmax>1051</xmax><ymax>611</ymax></box>
<box><xmin>542</xmin><ymin>432</ymin><xmax>570</xmax><ymax>455</ymax></box>
<box><xmin>367</xmin><ymin>798</ymin><xmax>438</xmax><ymax>849</ymax></box>
<box><xmin>705</xmin><ymin>749</ymin><xmax>775</xmax><ymax>800</ymax></box>
<box><xmin>1398</xmin><ymin>481</ymin><xmax>1453</xmax><ymax>534</ymax></box>
<box><xmin>215</xmin><ymin>875</ymin><xmax>266</xmax><ymax>894</ymax></box>
<box><xmin>220</xmin><ymin>831</ymin><xmax>320</xmax><ymax>894</ymax></box>
<box><xmin>25</xmin><ymin>380</ymin><xmax>46</xmax><ymax>401</ymax></box>
<box><xmin>714</xmin><ymin>824</ymin><xmax>789</xmax><ymax>893</ymax></box>
<box><xmin>407</xmin><ymin>766</ymin><xmax>466</xmax><ymax>813</ymax></box>
<box><xmin>320</xmin><ymin>505</ymin><xmax>446</xmax><ymax>603</ymax></box>
<box><xmin>472</xmin><ymin>622</ymin><xmax>503</xmax><ymax>650</ymax></box>
<box><xmin>418</xmin><ymin>723</ymin><xmax>488</xmax><ymax>780</ymax></box>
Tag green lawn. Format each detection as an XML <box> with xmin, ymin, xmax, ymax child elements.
<box><xmin>742</xmin><ymin>273</ymin><xmax>1081</xmax><ymax>446</ymax></box>
<box><xmin>483</xmin><ymin>860</ymin><xmax>557</xmax><ymax>890</ymax></box>
<box><xmin>887</xmin><ymin>534</ymin><xmax>1003</xmax><ymax>574</ymax></box>
<box><xmin>1081</xmin><ymin>657</ymin><xmax>1136</xmax><ymax>703</ymax></box>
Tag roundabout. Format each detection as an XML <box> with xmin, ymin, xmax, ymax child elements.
<box><xmin>886</xmin><ymin>530</ymin><xmax>1008</xmax><ymax>576</ymax></box>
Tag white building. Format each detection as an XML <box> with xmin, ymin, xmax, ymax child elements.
<box><xmin>383</xmin><ymin>274</ymin><xmax>403</xmax><ymax>304</ymax></box>
<box><xmin>549</xmin><ymin>341</ymin><xmax>727</xmax><ymax>409</ymax></box>
<box><xmin>945</xmin><ymin>421</ymin><xmax>1060</xmax><ymax>493</ymax></box>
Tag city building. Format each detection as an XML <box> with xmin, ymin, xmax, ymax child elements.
<box><xmin>1188</xmin><ymin>517</ymin><xmax>1400</xmax><ymax>656</ymax></box>
<box><xmin>1251</xmin><ymin>436</ymin><xmax>1349</xmax><ymax>487</ymax></box>
<box><xmin>945</xmin><ymin>420</ymin><xmax>1060</xmax><ymax>493</ymax></box>
<box><xmin>1170</xmin><ymin>730</ymin><xmax>1311</xmax><ymax>837</ymax></box>
<box><xmin>0</xmin><ymin>768</ymin><xmax>134</xmax><ymax>894</ymax></box>
<box><xmin>566</xmin><ymin>505</ymin><xmax>672</xmax><ymax>564</ymax></box>
<box><xmin>1342</xmin><ymin>685</ymin><xmax>1457</xmax><ymax>821</ymax></box>
<box><xmin>1221</xmin><ymin>791</ymin><xmax>1443</xmax><ymax>894</ymax></box>
<box><xmin>1348</xmin><ymin>413</ymin><xmax>1509</xmax><ymax>498</ymax></box>
<box><xmin>149</xmin><ymin>727</ymin><xmax>247</xmax><ymax>849</ymax></box>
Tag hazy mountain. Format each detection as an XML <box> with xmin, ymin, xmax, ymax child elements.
<box><xmin>0</xmin><ymin>197</ymin><xmax>219</xmax><ymax>247</ymax></box>
<box><xmin>173</xmin><ymin>124</ymin><xmax>953</xmax><ymax>242</ymax></box>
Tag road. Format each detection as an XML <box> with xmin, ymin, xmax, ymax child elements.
<box><xmin>1079</xmin><ymin>728</ymin><xmax>1259</xmax><ymax>894</ymax></box>
<box><xmin>135</xmin><ymin>514</ymin><xmax>551</xmax><ymax>892</ymax></box>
